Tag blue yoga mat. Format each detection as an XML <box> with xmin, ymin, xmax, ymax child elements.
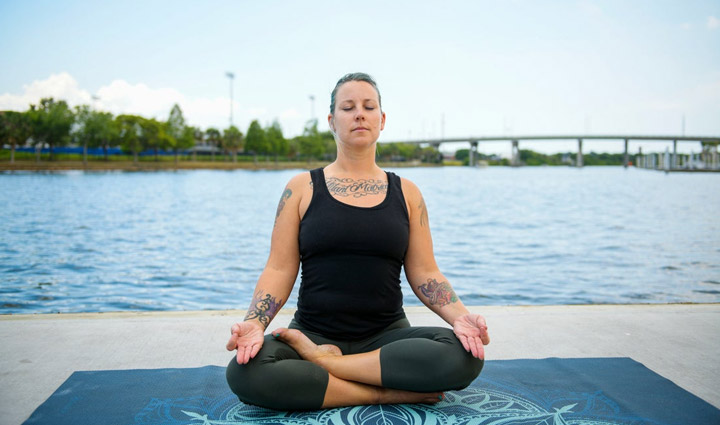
<box><xmin>23</xmin><ymin>358</ymin><xmax>720</xmax><ymax>425</ymax></box>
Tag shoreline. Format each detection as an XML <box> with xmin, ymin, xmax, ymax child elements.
<box><xmin>0</xmin><ymin>159</ymin><xmax>451</xmax><ymax>172</ymax></box>
<box><xmin>2</xmin><ymin>160</ymin><xmax>716</xmax><ymax>172</ymax></box>
<box><xmin>2</xmin><ymin>302</ymin><xmax>718</xmax><ymax>320</ymax></box>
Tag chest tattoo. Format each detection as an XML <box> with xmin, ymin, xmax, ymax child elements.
<box><xmin>325</xmin><ymin>177</ymin><xmax>388</xmax><ymax>198</ymax></box>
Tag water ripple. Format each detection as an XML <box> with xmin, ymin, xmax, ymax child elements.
<box><xmin>1</xmin><ymin>167</ymin><xmax>719</xmax><ymax>313</ymax></box>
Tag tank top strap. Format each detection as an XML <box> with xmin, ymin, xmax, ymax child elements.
<box><xmin>309</xmin><ymin>168</ymin><xmax>324</xmax><ymax>189</ymax></box>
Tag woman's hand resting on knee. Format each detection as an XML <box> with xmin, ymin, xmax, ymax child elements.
<box><xmin>226</xmin><ymin>321</ymin><xmax>265</xmax><ymax>364</ymax></box>
<box><xmin>453</xmin><ymin>314</ymin><xmax>490</xmax><ymax>359</ymax></box>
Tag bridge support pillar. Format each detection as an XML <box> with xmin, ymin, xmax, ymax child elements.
<box><xmin>511</xmin><ymin>140</ymin><xmax>520</xmax><ymax>167</ymax></box>
<box><xmin>672</xmin><ymin>140</ymin><xmax>678</xmax><ymax>169</ymax></box>
<box><xmin>623</xmin><ymin>139</ymin><xmax>629</xmax><ymax>168</ymax></box>
<box><xmin>469</xmin><ymin>141</ymin><xmax>478</xmax><ymax>167</ymax></box>
<box><xmin>576</xmin><ymin>139</ymin><xmax>584</xmax><ymax>167</ymax></box>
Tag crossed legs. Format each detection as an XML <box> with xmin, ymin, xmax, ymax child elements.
<box><xmin>226</xmin><ymin>322</ymin><xmax>483</xmax><ymax>410</ymax></box>
<box><xmin>273</xmin><ymin>328</ymin><xmax>443</xmax><ymax>408</ymax></box>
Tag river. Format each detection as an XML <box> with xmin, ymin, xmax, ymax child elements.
<box><xmin>1</xmin><ymin>166</ymin><xmax>718</xmax><ymax>313</ymax></box>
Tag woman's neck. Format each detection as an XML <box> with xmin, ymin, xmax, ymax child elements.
<box><xmin>328</xmin><ymin>146</ymin><xmax>382</xmax><ymax>177</ymax></box>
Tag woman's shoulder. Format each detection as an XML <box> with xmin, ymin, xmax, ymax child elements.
<box><xmin>285</xmin><ymin>170</ymin><xmax>313</xmax><ymax>188</ymax></box>
<box><xmin>398</xmin><ymin>176</ymin><xmax>422</xmax><ymax>199</ymax></box>
<box><xmin>283</xmin><ymin>171</ymin><xmax>314</xmax><ymax>205</ymax></box>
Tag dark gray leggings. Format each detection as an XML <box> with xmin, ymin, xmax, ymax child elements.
<box><xmin>226</xmin><ymin>318</ymin><xmax>484</xmax><ymax>410</ymax></box>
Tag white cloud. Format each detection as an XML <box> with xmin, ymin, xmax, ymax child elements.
<box><xmin>0</xmin><ymin>72</ymin><xmax>92</xmax><ymax>110</ymax></box>
<box><xmin>708</xmin><ymin>16</ymin><xmax>720</xmax><ymax>30</ymax></box>
<box><xmin>96</xmin><ymin>80</ymin><xmax>184</xmax><ymax>120</ymax></box>
<box><xmin>0</xmin><ymin>73</ymin><xmax>263</xmax><ymax>131</ymax></box>
<box><xmin>680</xmin><ymin>22</ymin><xmax>692</xmax><ymax>30</ymax></box>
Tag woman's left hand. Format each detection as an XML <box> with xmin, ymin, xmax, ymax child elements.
<box><xmin>453</xmin><ymin>313</ymin><xmax>490</xmax><ymax>359</ymax></box>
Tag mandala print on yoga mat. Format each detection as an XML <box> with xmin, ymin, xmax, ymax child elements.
<box><xmin>136</xmin><ymin>384</ymin><xmax>656</xmax><ymax>425</ymax></box>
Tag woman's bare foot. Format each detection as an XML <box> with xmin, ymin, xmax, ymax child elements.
<box><xmin>272</xmin><ymin>328</ymin><xmax>341</xmax><ymax>367</ymax></box>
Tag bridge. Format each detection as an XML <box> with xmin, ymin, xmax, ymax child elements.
<box><xmin>380</xmin><ymin>134</ymin><xmax>720</xmax><ymax>168</ymax></box>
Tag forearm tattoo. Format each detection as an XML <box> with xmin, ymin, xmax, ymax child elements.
<box><xmin>244</xmin><ymin>290</ymin><xmax>283</xmax><ymax>328</ymax></box>
<box><xmin>325</xmin><ymin>177</ymin><xmax>388</xmax><ymax>198</ymax></box>
<box><xmin>274</xmin><ymin>188</ymin><xmax>292</xmax><ymax>226</ymax></box>
<box><xmin>419</xmin><ymin>278</ymin><xmax>458</xmax><ymax>307</ymax></box>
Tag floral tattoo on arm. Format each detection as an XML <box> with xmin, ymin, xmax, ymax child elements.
<box><xmin>419</xmin><ymin>278</ymin><xmax>458</xmax><ymax>307</ymax></box>
<box><xmin>244</xmin><ymin>290</ymin><xmax>283</xmax><ymax>328</ymax></box>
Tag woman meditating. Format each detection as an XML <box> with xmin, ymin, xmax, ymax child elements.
<box><xmin>225</xmin><ymin>72</ymin><xmax>490</xmax><ymax>410</ymax></box>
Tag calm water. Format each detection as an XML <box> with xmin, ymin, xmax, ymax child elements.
<box><xmin>1</xmin><ymin>167</ymin><xmax>719</xmax><ymax>314</ymax></box>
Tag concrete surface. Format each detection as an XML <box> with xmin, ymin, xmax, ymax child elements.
<box><xmin>1</xmin><ymin>304</ymin><xmax>718</xmax><ymax>424</ymax></box>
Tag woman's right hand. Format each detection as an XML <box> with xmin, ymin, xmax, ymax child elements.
<box><xmin>226</xmin><ymin>321</ymin><xmax>265</xmax><ymax>364</ymax></box>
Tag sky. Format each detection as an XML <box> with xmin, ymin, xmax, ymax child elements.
<box><xmin>1</xmin><ymin>0</ymin><xmax>719</xmax><ymax>156</ymax></box>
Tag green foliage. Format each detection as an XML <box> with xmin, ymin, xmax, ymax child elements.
<box><xmin>377</xmin><ymin>142</ymin><xmax>440</xmax><ymax>163</ymax></box>
<box><xmin>265</xmin><ymin>120</ymin><xmax>288</xmax><ymax>159</ymax></box>
<box><xmin>454</xmin><ymin>148</ymin><xmax>469</xmax><ymax>162</ymax></box>
<box><xmin>177</xmin><ymin>125</ymin><xmax>196</xmax><ymax>151</ymax></box>
<box><xmin>28</xmin><ymin>98</ymin><xmax>75</xmax><ymax>159</ymax></box>
<box><xmin>74</xmin><ymin>106</ymin><xmax>119</xmax><ymax>160</ymax></box>
<box><xmin>166</xmin><ymin>104</ymin><xmax>185</xmax><ymax>141</ymax></box>
<box><xmin>116</xmin><ymin>114</ymin><xmax>144</xmax><ymax>161</ymax></box>
<box><xmin>245</xmin><ymin>120</ymin><xmax>268</xmax><ymax>156</ymax></box>
<box><xmin>0</xmin><ymin>111</ymin><xmax>32</xmax><ymax>158</ymax></box>
<box><xmin>205</xmin><ymin>128</ymin><xmax>221</xmax><ymax>147</ymax></box>
<box><xmin>222</xmin><ymin>125</ymin><xmax>243</xmax><ymax>162</ymax></box>
<box><xmin>518</xmin><ymin>149</ymin><xmax>626</xmax><ymax>166</ymax></box>
<box><xmin>299</xmin><ymin>119</ymin><xmax>324</xmax><ymax>160</ymax></box>
<box><xmin>139</xmin><ymin>118</ymin><xmax>171</xmax><ymax>160</ymax></box>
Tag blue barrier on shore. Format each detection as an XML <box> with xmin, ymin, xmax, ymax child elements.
<box><xmin>14</xmin><ymin>147</ymin><xmax>189</xmax><ymax>156</ymax></box>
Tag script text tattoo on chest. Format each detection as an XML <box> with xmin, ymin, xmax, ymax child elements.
<box><xmin>324</xmin><ymin>177</ymin><xmax>388</xmax><ymax>198</ymax></box>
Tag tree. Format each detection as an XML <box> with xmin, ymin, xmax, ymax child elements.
<box><xmin>173</xmin><ymin>125</ymin><xmax>196</xmax><ymax>164</ymax></box>
<box><xmin>245</xmin><ymin>120</ymin><xmax>267</xmax><ymax>163</ymax></box>
<box><xmin>166</xmin><ymin>104</ymin><xmax>191</xmax><ymax>165</ymax></box>
<box><xmin>192</xmin><ymin>128</ymin><xmax>205</xmax><ymax>161</ymax></box>
<box><xmin>116</xmin><ymin>115</ymin><xmax>144</xmax><ymax>164</ymax></box>
<box><xmin>0</xmin><ymin>111</ymin><xmax>32</xmax><ymax>163</ymax></box>
<box><xmin>299</xmin><ymin>119</ymin><xmax>324</xmax><ymax>162</ymax></box>
<box><xmin>205</xmin><ymin>128</ymin><xmax>222</xmax><ymax>161</ymax></box>
<box><xmin>74</xmin><ymin>106</ymin><xmax>118</xmax><ymax>163</ymax></box>
<box><xmin>223</xmin><ymin>125</ymin><xmax>243</xmax><ymax>163</ymax></box>
<box><xmin>265</xmin><ymin>120</ymin><xmax>287</xmax><ymax>162</ymax></box>
<box><xmin>28</xmin><ymin>98</ymin><xmax>74</xmax><ymax>161</ymax></box>
<box><xmin>140</xmin><ymin>118</ymin><xmax>170</xmax><ymax>161</ymax></box>
<box><xmin>164</xmin><ymin>103</ymin><xmax>192</xmax><ymax>165</ymax></box>
<box><xmin>320</xmin><ymin>130</ymin><xmax>336</xmax><ymax>161</ymax></box>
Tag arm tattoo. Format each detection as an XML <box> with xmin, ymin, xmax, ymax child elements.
<box><xmin>325</xmin><ymin>177</ymin><xmax>388</xmax><ymax>198</ymax></box>
<box><xmin>419</xmin><ymin>278</ymin><xmax>458</xmax><ymax>307</ymax></box>
<box><xmin>274</xmin><ymin>188</ymin><xmax>292</xmax><ymax>226</ymax></box>
<box><xmin>244</xmin><ymin>290</ymin><xmax>283</xmax><ymax>328</ymax></box>
<box><xmin>418</xmin><ymin>197</ymin><xmax>428</xmax><ymax>227</ymax></box>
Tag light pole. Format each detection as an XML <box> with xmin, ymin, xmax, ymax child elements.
<box><xmin>309</xmin><ymin>95</ymin><xmax>315</xmax><ymax>123</ymax></box>
<box><xmin>226</xmin><ymin>72</ymin><xmax>235</xmax><ymax>126</ymax></box>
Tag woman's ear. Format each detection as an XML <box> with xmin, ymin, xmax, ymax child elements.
<box><xmin>328</xmin><ymin>114</ymin><xmax>335</xmax><ymax>134</ymax></box>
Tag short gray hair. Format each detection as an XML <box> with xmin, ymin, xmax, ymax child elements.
<box><xmin>329</xmin><ymin>72</ymin><xmax>382</xmax><ymax>114</ymax></box>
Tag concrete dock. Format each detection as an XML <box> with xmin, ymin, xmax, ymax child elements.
<box><xmin>1</xmin><ymin>304</ymin><xmax>719</xmax><ymax>424</ymax></box>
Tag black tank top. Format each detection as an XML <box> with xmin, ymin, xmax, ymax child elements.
<box><xmin>294</xmin><ymin>168</ymin><xmax>409</xmax><ymax>340</ymax></box>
